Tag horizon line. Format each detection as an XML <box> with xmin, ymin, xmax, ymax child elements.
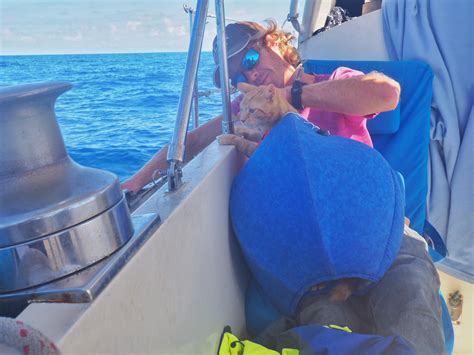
<box><xmin>0</xmin><ymin>50</ymin><xmax>213</xmax><ymax>57</ymax></box>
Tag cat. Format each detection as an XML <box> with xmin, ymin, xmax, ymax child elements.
<box><xmin>218</xmin><ymin>82</ymin><xmax>297</xmax><ymax>157</ymax></box>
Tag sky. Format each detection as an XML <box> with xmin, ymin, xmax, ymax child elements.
<box><xmin>0</xmin><ymin>0</ymin><xmax>300</xmax><ymax>55</ymax></box>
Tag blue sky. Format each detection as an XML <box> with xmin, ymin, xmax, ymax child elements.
<box><xmin>0</xmin><ymin>0</ymin><xmax>298</xmax><ymax>55</ymax></box>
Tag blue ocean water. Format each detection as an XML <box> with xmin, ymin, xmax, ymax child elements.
<box><xmin>0</xmin><ymin>52</ymin><xmax>223</xmax><ymax>181</ymax></box>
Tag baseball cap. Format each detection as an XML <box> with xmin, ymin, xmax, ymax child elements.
<box><xmin>212</xmin><ymin>22</ymin><xmax>260</xmax><ymax>88</ymax></box>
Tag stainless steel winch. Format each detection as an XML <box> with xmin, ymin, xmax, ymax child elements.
<box><xmin>0</xmin><ymin>82</ymin><xmax>134</xmax><ymax>294</ymax></box>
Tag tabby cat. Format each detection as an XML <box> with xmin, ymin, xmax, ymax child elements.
<box><xmin>218</xmin><ymin>82</ymin><xmax>297</xmax><ymax>157</ymax></box>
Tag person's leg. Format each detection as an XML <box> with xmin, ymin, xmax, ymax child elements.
<box><xmin>296</xmin><ymin>293</ymin><xmax>366</xmax><ymax>332</ymax></box>
<box><xmin>368</xmin><ymin>236</ymin><xmax>446</xmax><ymax>354</ymax></box>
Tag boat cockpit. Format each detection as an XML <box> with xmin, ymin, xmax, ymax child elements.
<box><xmin>0</xmin><ymin>0</ymin><xmax>472</xmax><ymax>354</ymax></box>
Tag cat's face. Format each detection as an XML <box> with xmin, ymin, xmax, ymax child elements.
<box><xmin>238</xmin><ymin>82</ymin><xmax>285</xmax><ymax>130</ymax></box>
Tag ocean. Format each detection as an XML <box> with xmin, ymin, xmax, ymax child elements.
<box><xmin>0</xmin><ymin>52</ymin><xmax>223</xmax><ymax>181</ymax></box>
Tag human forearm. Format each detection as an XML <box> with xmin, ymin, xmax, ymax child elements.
<box><xmin>120</xmin><ymin>145</ymin><xmax>169</xmax><ymax>193</ymax></box>
<box><xmin>289</xmin><ymin>72</ymin><xmax>400</xmax><ymax>116</ymax></box>
<box><xmin>185</xmin><ymin>114</ymin><xmax>224</xmax><ymax>160</ymax></box>
<box><xmin>121</xmin><ymin>115</ymin><xmax>223</xmax><ymax>192</ymax></box>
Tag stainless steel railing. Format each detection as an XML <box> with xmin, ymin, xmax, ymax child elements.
<box><xmin>166</xmin><ymin>0</ymin><xmax>233</xmax><ymax>192</ymax></box>
<box><xmin>183</xmin><ymin>4</ymin><xmax>238</xmax><ymax>130</ymax></box>
<box><xmin>183</xmin><ymin>5</ymin><xmax>200</xmax><ymax>130</ymax></box>
<box><xmin>286</xmin><ymin>0</ymin><xmax>302</xmax><ymax>34</ymax></box>
<box><xmin>214</xmin><ymin>0</ymin><xmax>234</xmax><ymax>135</ymax></box>
<box><xmin>166</xmin><ymin>0</ymin><xmax>209</xmax><ymax>191</ymax></box>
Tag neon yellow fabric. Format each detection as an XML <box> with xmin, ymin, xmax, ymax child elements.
<box><xmin>323</xmin><ymin>324</ymin><xmax>352</xmax><ymax>332</ymax></box>
<box><xmin>240</xmin><ymin>340</ymin><xmax>279</xmax><ymax>354</ymax></box>
<box><xmin>218</xmin><ymin>332</ymin><xmax>241</xmax><ymax>355</ymax></box>
<box><xmin>218</xmin><ymin>331</ymin><xmax>299</xmax><ymax>355</ymax></box>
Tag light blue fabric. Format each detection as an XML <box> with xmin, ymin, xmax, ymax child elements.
<box><xmin>382</xmin><ymin>0</ymin><xmax>474</xmax><ymax>281</ymax></box>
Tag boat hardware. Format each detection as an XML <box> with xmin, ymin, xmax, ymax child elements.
<box><xmin>285</xmin><ymin>0</ymin><xmax>302</xmax><ymax>33</ymax></box>
<box><xmin>182</xmin><ymin>4</ymin><xmax>239</xmax><ymax>131</ymax></box>
<box><xmin>167</xmin><ymin>0</ymin><xmax>209</xmax><ymax>192</ymax></box>
<box><xmin>124</xmin><ymin>176</ymin><xmax>167</xmax><ymax>212</ymax></box>
<box><xmin>0</xmin><ymin>213</ymin><xmax>160</xmax><ymax>303</ymax></box>
<box><xmin>448</xmin><ymin>290</ymin><xmax>463</xmax><ymax>325</ymax></box>
<box><xmin>0</xmin><ymin>82</ymin><xmax>134</xmax><ymax>295</ymax></box>
<box><xmin>183</xmin><ymin>4</ymin><xmax>200</xmax><ymax>130</ymax></box>
<box><xmin>214</xmin><ymin>0</ymin><xmax>234</xmax><ymax>135</ymax></box>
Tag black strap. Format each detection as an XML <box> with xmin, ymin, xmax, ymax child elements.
<box><xmin>291</xmin><ymin>79</ymin><xmax>305</xmax><ymax>110</ymax></box>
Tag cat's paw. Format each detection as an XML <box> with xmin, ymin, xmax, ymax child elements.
<box><xmin>235</xmin><ymin>126</ymin><xmax>264</xmax><ymax>142</ymax></box>
<box><xmin>234</xmin><ymin>126</ymin><xmax>250</xmax><ymax>136</ymax></box>
<box><xmin>217</xmin><ymin>134</ymin><xmax>239</xmax><ymax>145</ymax></box>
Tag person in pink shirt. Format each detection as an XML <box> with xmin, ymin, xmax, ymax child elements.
<box><xmin>230</xmin><ymin>66</ymin><xmax>378</xmax><ymax>147</ymax></box>
<box><xmin>300</xmin><ymin>67</ymin><xmax>379</xmax><ymax>147</ymax></box>
<box><xmin>120</xmin><ymin>22</ymin><xmax>445</xmax><ymax>353</ymax></box>
<box><xmin>121</xmin><ymin>20</ymin><xmax>399</xmax><ymax>193</ymax></box>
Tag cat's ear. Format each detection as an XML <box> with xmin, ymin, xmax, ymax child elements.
<box><xmin>238</xmin><ymin>82</ymin><xmax>256</xmax><ymax>93</ymax></box>
<box><xmin>266</xmin><ymin>84</ymin><xmax>275</xmax><ymax>102</ymax></box>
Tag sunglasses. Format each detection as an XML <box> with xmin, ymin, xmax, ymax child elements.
<box><xmin>231</xmin><ymin>48</ymin><xmax>260</xmax><ymax>87</ymax></box>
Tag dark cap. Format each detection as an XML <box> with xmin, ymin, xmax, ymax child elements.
<box><xmin>212</xmin><ymin>22</ymin><xmax>260</xmax><ymax>88</ymax></box>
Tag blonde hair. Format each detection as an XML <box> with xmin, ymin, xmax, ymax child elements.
<box><xmin>238</xmin><ymin>20</ymin><xmax>300</xmax><ymax>68</ymax></box>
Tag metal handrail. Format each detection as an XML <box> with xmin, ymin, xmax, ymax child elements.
<box><xmin>166</xmin><ymin>0</ymin><xmax>233</xmax><ymax>192</ymax></box>
<box><xmin>214</xmin><ymin>0</ymin><xmax>234</xmax><ymax>135</ymax></box>
<box><xmin>166</xmin><ymin>0</ymin><xmax>209</xmax><ymax>191</ymax></box>
<box><xmin>286</xmin><ymin>0</ymin><xmax>302</xmax><ymax>34</ymax></box>
<box><xmin>183</xmin><ymin>3</ymin><xmax>238</xmax><ymax>130</ymax></box>
<box><xmin>183</xmin><ymin>5</ymin><xmax>200</xmax><ymax>130</ymax></box>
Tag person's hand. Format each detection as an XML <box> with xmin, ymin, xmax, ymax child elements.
<box><xmin>275</xmin><ymin>86</ymin><xmax>292</xmax><ymax>105</ymax></box>
<box><xmin>121</xmin><ymin>177</ymin><xmax>144</xmax><ymax>194</ymax></box>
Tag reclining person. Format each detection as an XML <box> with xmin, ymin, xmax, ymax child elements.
<box><xmin>229</xmin><ymin>113</ymin><xmax>446</xmax><ymax>354</ymax></box>
<box><xmin>122</xmin><ymin>20</ymin><xmax>445</xmax><ymax>353</ymax></box>
<box><xmin>121</xmin><ymin>20</ymin><xmax>399</xmax><ymax>193</ymax></box>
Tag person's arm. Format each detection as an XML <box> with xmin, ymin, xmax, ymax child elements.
<box><xmin>121</xmin><ymin>115</ymin><xmax>223</xmax><ymax>193</ymax></box>
<box><xmin>285</xmin><ymin>71</ymin><xmax>400</xmax><ymax>116</ymax></box>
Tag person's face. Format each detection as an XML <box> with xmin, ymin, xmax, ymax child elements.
<box><xmin>228</xmin><ymin>40</ymin><xmax>293</xmax><ymax>88</ymax></box>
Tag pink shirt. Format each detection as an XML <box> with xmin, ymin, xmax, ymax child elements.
<box><xmin>301</xmin><ymin>67</ymin><xmax>377</xmax><ymax>147</ymax></box>
<box><xmin>231</xmin><ymin>67</ymin><xmax>377</xmax><ymax>148</ymax></box>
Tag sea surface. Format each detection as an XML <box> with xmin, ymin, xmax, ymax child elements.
<box><xmin>0</xmin><ymin>52</ymin><xmax>224</xmax><ymax>181</ymax></box>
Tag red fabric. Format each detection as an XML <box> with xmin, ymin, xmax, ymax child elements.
<box><xmin>258</xmin><ymin>131</ymin><xmax>270</xmax><ymax>145</ymax></box>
